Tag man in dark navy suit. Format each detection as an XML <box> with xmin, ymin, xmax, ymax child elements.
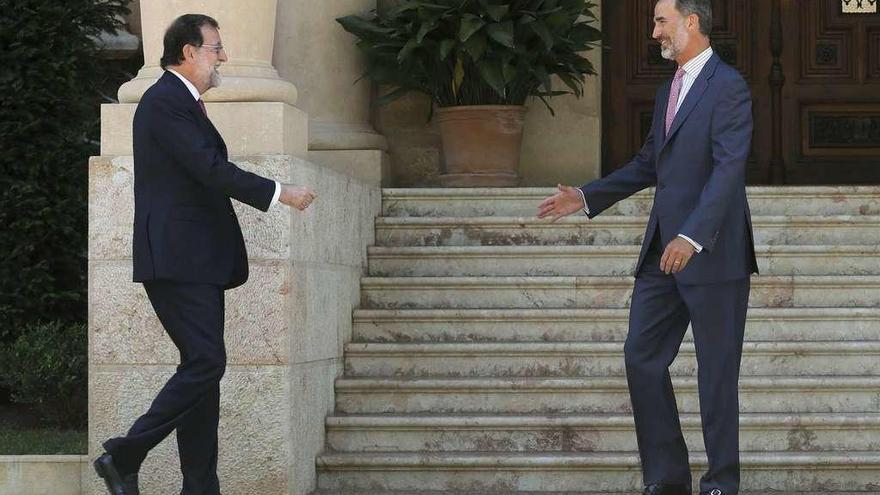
<box><xmin>539</xmin><ymin>1</ymin><xmax>757</xmax><ymax>494</ymax></box>
<box><xmin>93</xmin><ymin>14</ymin><xmax>316</xmax><ymax>495</ymax></box>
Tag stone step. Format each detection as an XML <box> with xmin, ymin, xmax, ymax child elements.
<box><xmin>316</xmin><ymin>451</ymin><xmax>880</xmax><ymax>492</ymax></box>
<box><xmin>325</xmin><ymin>412</ymin><xmax>880</xmax><ymax>453</ymax></box>
<box><xmin>313</xmin><ymin>492</ymin><xmax>878</xmax><ymax>495</ymax></box>
<box><xmin>382</xmin><ymin>187</ymin><xmax>880</xmax><ymax>218</ymax></box>
<box><xmin>342</xmin><ymin>341</ymin><xmax>880</xmax><ymax>378</ymax></box>
<box><xmin>333</xmin><ymin>376</ymin><xmax>880</xmax><ymax>414</ymax></box>
<box><xmin>360</xmin><ymin>276</ymin><xmax>880</xmax><ymax>309</ymax></box>
<box><xmin>375</xmin><ymin>215</ymin><xmax>880</xmax><ymax>247</ymax></box>
<box><xmin>367</xmin><ymin>245</ymin><xmax>880</xmax><ymax>277</ymax></box>
<box><xmin>352</xmin><ymin>308</ymin><xmax>880</xmax><ymax>343</ymax></box>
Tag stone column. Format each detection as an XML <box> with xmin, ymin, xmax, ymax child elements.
<box><xmin>274</xmin><ymin>0</ymin><xmax>387</xmax><ymax>185</ymax></box>
<box><xmin>274</xmin><ymin>0</ymin><xmax>387</xmax><ymax>154</ymax></box>
<box><xmin>117</xmin><ymin>0</ymin><xmax>297</xmax><ymax>105</ymax></box>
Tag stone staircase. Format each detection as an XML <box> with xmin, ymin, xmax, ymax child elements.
<box><xmin>313</xmin><ymin>187</ymin><xmax>880</xmax><ymax>494</ymax></box>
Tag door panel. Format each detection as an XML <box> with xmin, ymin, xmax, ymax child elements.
<box><xmin>603</xmin><ymin>0</ymin><xmax>880</xmax><ymax>184</ymax></box>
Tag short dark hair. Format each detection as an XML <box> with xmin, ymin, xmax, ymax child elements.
<box><xmin>674</xmin><ymin>0</ymin><xmax>713</xmax><ymax>36</ymax></box>
<box><xmin>160</xmin><ymin>14</ymin><xmax>219</xmax><ymax>69</ymax></box>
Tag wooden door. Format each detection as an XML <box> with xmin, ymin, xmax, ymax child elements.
<box><xmin>603</xmin><ymin>0</ymin><xmax>880</xmax><ymax>184</ymax></box>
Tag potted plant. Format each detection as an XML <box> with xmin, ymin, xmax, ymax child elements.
<box><xmin>337</xmin><ymin>0</ymin><xmax>600</xmax><ymax>186</ymax></box>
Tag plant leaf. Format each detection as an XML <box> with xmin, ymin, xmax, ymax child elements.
<box><xmin>398</xmin><ymin>38</ymin><xmax>420</xmax><ymax>62</ymax></box>
<box><xmin>502</xmin><ymin>61</ymin><xmax>517</xmax><ymax>83</ymax></box>
<box><xmin>486</xmin><ymin>21</ymin><xmax>515</xmax><ymax>48</ymax></box>
<box><xmin>477</xmin><ymin>59</ymin><xmax>506</xmax><ymax>97</ymax></box>
<box><xmin>486</xmin><ymin>4</ymin><xmax>510</xmax><ymax>22</ymax></box>
<box><xmin>535</xmin><ymin>94</ymin><xmax>557</xmax><ymax>116</ymax></box>
<box><xmin>452</xmin><ymin>54</ymin><xmax>465</xmax><ymax>99</ymax></box>
<box><xmin>439</xmin><ymin>39</ymin><xmax>456</xmax><ymax>60</ymax></box>
<box><xmin>529</xmin><ymin>21</ymin><xmax>554</xmax><ymax>51</ymax></box>
<box><xmin>459</xmin><ymin>14</ymin><xmax>486</xmax><ymax>42</ymax></box>
<box><xmin>556</xmin><ymin>71</ymin><xmax>583</xmax><ymax>97</ymax></box>
<box><xmin>417</xmin><ymin>20</ymin><xmax>438</xmax><ymax>43</ymax></box>
<box><xmin>462</xmin><ymin>31</ymin><xmax>488</xmax><ymax>61</ymax></box>
<box><xmin>336</xmin><ymin>15</ymin><xmax>394</xmax><ymax>42</ymax></box>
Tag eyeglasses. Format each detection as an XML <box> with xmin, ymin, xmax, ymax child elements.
<box><xmin>198</xmin><ymin>43</ymin><xmax>226</xmax><ymax>55</ymax></box>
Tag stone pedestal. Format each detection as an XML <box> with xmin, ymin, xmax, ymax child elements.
<box><xmin>90</xmin><ymin>1</ymin><xmax>385</xmax><ymax>494</ymax></box>
<box><xmin>89</xmin><ymin>152</ymin><xmax>381</xmax><ymax>494</ymax></box>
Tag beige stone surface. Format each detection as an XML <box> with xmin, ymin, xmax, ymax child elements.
<box><xmin>89</xmin><ymin>154</ymin><xmax>293</xmax><ymax>262</ymax></box>
<box><xmin>289</xmin><ymin>158</ymin><xmax>380</xmax><ymax>268</ymax></box>
<box><xmin>289</xmin><ymin>264</ymin><xmax>361</xmax><ymax>365</ymax></box>
<box><xmin>275</xmin><ymin>0</ymin><xmax>384</xmax><ymax>150</ymax></box>
<box><xmin>308</xmin><ymin>149</ymin><xmax>386</xmax><ymax>186</ymax></box>
<box><xmin>89</xmin><ymin>261</ymin><xmax>290</xmax><ymax>366</ymax></box>
<box><xmin>0</xmin><ymin>456</ymin><xmax>86</xmax><ymax>495</ymax></box>
<box><xmin>89</xmin><ymin>151</ymin><xmax>379</xmax><ymax>494</ymax></box>
<box><xmin>100</xmin><ymin>102</ymin><xmax>308</xmax><ymax>157</ymax></box>
<box><xmin>89</xmin><ymin>365</ymin><xmax>290</xmax><ymax>495</ymax></box>
<box><xmin>289</xmin><ymin>359</ymin><xmax>341</xmax><ymax>495</ymax></box>
<box><xmin>119</xmin><ymin>0</ymin><xmax>297</xmax><ymax>105</ymax></box>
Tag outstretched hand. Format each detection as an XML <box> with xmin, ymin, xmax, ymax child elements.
<box><xmin>279</xmin><ymin>184</ymin><xmax>317</xmax><ymax>211</ymax></box>
<box><xmin>537</xmin><ymin>184</ymin><xmax>585</xmax><ymax>222</ymax></box>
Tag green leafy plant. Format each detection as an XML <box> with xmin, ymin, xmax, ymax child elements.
<box><xmin>337</xmin><ymin>0</ymin><xmax>601</xmax><ymax>115</ymax></box>
<box><xmin>0</xmin><ymin>0</ymin><xmax>130</xmax><ymax>341</ymax></box>
<box><xmin>0</xmin><ymin>321</ymin><xmax>88</xmax><ymax>428</ymax></box>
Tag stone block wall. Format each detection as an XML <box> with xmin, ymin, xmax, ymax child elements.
<box><xmin>88</xmin><ymin>154</ymin><xmax>380</xmax><ymax>494</ymax></box>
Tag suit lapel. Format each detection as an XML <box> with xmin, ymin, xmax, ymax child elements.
<box><xmin>161</xmin><ymin>71</ymin><xmax>226</xmax><ymax>151</ymax></box>
<box><xmin>658</xmin><ymin>54</ymin><xmax>720</xmax><ymax>153</ymax></box>
<box><xmin>655</xmin><ymin>81</ymin><xmax>672</xmax><ymax>149</ymax></box>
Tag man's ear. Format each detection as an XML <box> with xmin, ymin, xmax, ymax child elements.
<box><xmin>181</xmin><ymin>44</ymin><xmax>196</xmax><ymax>63</ymax></box>
<box><xmin>687</xmin><ymin>13</ymin><xmax>700</xmax><ymax>32</ymax></box>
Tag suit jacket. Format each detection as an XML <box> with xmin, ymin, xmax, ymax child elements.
<box><xmin>131</xmin><ymin>71</ymin><xmax>275</xmax><ymax>289</ymax></box>
<box><xmin>581</xmin><ymin>53</ymin><xmax>758</xmax><ymax>285</ymax></box>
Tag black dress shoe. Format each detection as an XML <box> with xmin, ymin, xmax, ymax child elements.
<box><xmin>643</xmin><ymin>483</ymin><xmax>693</xmax><ymax>495</ymax></box>
<box><xmin>94</xmin><ymin>453</ymin><xmax>140</xmax><ymax>495</ymax></box>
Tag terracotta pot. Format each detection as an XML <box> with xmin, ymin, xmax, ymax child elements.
<box><xmin>437</xmin><ymin>105</ymin><xmax>527</xmax><ymax>187</ymax></box>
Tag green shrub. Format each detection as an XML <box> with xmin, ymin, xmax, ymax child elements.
<box><xmin>0</xmin><ymin>0</ymin><xmax>130</xmax><ymax>341</ymax></box>
<box><xmin>0</xmin><ymin>321</ymin><xmax>88</xmax><ymax>428</ymax></box>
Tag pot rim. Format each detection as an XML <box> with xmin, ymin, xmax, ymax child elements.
<box><xmin>436</xmin><ymin>104</ymin><xmax>528</xmax><ymax>112</ymax></box>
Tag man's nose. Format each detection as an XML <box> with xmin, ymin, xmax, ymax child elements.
<box><xmin>651</xmin><ymin>26</ymin><xmax>661</xmax><ymax>39</ymax></box>
<box><xmin>218</xmin><ymin>48</ymin><xmax>228</xmax><ymax>62</ymax></box>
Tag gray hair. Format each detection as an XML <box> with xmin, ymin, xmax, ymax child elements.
<box><xmin>674</xmin><ymin>0</ymin><xmax>712</xmax><ymax>36</ymax></box>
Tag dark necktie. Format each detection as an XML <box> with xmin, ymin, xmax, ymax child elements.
<box><xmin>197</xmin><ymin>99</ymin><xmax>208</xmax><ymax>117</ymax></box>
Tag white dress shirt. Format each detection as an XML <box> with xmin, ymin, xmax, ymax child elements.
<box><xmin>578</xmin><ymin>47</ymin><xmax>715</xmax><ymax>253</ymax></box>
<box><xmin>166</xmin><ymin>69</ymin><xmax>282</xmax><ymax>208</ymax></box>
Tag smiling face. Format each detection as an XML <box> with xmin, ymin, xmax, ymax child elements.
<box><xmin>175</xmin><ymin>24</ymin><xmax>228</xmax><ymax>94</ymax></box>
<box><xmin>651</xmin><ymin>0</ymin><xmax>710</xmax><ymax>66</ymax></box>
<box><xmin>652</xmin><ymin>0</ymin><xmax>691</xmax><ymax>62</ymax></box>
<box><xmin>190</xmin><ymin>25</ymin><xmax>227</xmax><ymax>92</ymax></box>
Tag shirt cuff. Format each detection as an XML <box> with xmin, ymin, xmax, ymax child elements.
<box><xmin>677</xmin><ymin>234</ymin><xmax>703</xmax><ymax>253</ymax></box>
<box><xmin>576</xmin><ymin>188</ymin><xmax>590</xmax><ymax>215</ymax></box>
<box><xmin>270</xmin><ymin>181</ymin><xmax>282</xmax><ymax>208</ymax></box>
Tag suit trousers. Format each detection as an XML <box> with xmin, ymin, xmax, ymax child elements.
<box><xmin>626</xmin><ymin>232</ymin><xmax>750</xmax><ymax>494</ymax></box>
<box><xmin>103</xmin><ymin>280</ymin><xmax>226</xmax><ymax>495</ymax></box>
